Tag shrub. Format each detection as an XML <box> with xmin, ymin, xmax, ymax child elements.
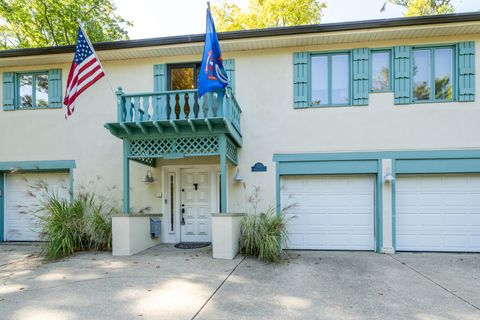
<box><xmin>240</xmin><ymin>206</ymin><xmax>289</xmax><ymax>263</ymax></box>
<box><xmin>35</xmin><ymin>189</ymin><xmax>118</xmax><ymax>260</ymax></box>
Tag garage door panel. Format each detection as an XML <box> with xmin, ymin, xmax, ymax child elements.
<box><xmin>5</xmin><ymin>172</ymin><xmax>69</xmax><ymax>241</ymax></box>
<box><xmin>282</xmin><ymin>175</ymin><xmax>375</xmax><ymax>251</ymax></box>
<box><xmin>396</xmin><ymin>174</ymin><xmax>480</xmax><ymax>252</ymax></box>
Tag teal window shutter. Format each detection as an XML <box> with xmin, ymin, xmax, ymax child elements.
<box><xmin>153</xmin><ymin>64</ymin><xmax>167</xmax><ymax>92</ymax></box>
<box><xmin>457</xmin><ymin>41</ymin><xmax>475</xmax><ymax>102</ymax></box>
<box><xmin>223</xmin><ymin>59</ymin><xmax>235</xmax><ymax>93</ymax></box>
<box><xmin>352</xmin><ymin>48</ymin><xmax>369</xmax><ymax>105</ymax></box>
<box><xmin>393</xmin><ymin>46</ymin><xmax>412</xmax><ymax>104</ymax></box>
<box><xmin>48</xmin><ymin>69</ymin><xmax>62</xmax><ymax>108</ymax></box>
<box><xmin>2</xmin><ymin>72</ymin><xmax>16</xmax><ymax>110</ymax></box>
<box><xmin>293</xmin><ymin>52</ymin><xmax>309</xmax><ymax>108</ymax></box>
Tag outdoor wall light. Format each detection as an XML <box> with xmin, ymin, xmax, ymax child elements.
<box><xmin>143</xmin><ymin>170</ymin><xmax>155</xmax><ymax>184</ymax></box>
<box><xmin>233</xmin><ymin>169</ymin><xmax>243</xmax><ymax>182</ymax></box>
<box><xmin>384</xmin><ymin>169</ymin><xmax>395</xmax><ymax>183</ymax></box>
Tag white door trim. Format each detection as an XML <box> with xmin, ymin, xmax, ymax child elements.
<box><xmin>161</xmin><ymin>164</ymin><xmax>220</xmax><ymax>243</ymax></box>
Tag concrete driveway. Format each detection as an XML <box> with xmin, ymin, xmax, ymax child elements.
<box><xmin>0</xmin><ymin>244</ymin><xmax>479</xmax><ymax>320</ymax></box>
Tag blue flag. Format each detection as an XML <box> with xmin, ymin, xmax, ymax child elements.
<box><xmin>198</xmin><ymin>7</ymin><xmax>228</xmax><ymax>97</ymax></box>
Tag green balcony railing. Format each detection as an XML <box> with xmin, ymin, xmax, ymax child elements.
<box><xmin>115</xmin><ymin>87</ymin><xmax>241</xmax><ymax>136</ymax></box>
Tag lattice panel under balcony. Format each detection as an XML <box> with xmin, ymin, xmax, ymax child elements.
<box><xmin>226</xmin><ymin>138</ymin><xmax>238</xmax><ymax>165</ymax></box>
<box><xmin>131</xmin><ymin>157</ymin><xmax>156</xmax><ymax>168</ymax></box>
<box><xmin>130</xmin><ymin>136</ymin><xmax>220</xmax><ymax>158</ymax></box>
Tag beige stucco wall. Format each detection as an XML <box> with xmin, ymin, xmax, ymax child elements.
<box><xmin>1</xmin><ymin>34</ymin><xmax>480</xmax><ymax>216</ymax></box>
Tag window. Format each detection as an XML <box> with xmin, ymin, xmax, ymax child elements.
<box><xmin>18</xmin><ymin>72</ymin><xmax>49</xmax><ymax>109</ymax></box>
<box><xmin>413</xmin><ymin>47</ymin><xmax>454</xmax><ymax>102</ymax></box>
<box><xmin>168</xmin><ymin>63</ymin><xmax>201</xmax><ymax>91</ymax></box>
<box><xmin>371</xmin><ymin>51</ymin><xmax>391</xmax><ymax>91</ymax></box>
<box><xmin>311</xmin><ymin>53</ymin><xmax>350</xmax><ymax>106</ymax></box>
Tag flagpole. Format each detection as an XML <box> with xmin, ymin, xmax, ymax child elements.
<box><xmin>77</xmin><ymin>19</ymin><xmax>117</xmax><ymax>99</ymax></box>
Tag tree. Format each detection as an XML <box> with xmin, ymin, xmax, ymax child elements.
<box><xmin>0</xmin><ymin>0</ymin><xmax>132</xmax><ymax>49</ymax></box>
<box><xmin>385</xmin><ymin>0</ymin><xmax>454</xmax><ymax>16</ymax></box>
<box><xmin>212</xmin><ymin>0</ymin><xmax>327</xmax><ymax>32</ymax></box>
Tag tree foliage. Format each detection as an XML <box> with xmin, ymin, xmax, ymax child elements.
<box><xmin>387</xmin><ymin>0</ymin><xmax>454</xmax><ymax>16</ymax></box>
<box><xmin>212</xmin><ymin>0</ymin><xmax>327</xmax><ymax>32</ymax></box>
<box><xmin>0</xmin><ymin>0</ymin><xmax>132</xmax><ymax>49</ymax></box>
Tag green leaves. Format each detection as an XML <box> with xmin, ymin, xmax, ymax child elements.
<box><xmin>212</xmin><ymin>0</ymin><xmax>327</xmax><ymax>32</ymax></box>
<box><xmin>387</xmin><ymin>0</ymin><xmax>454</xmax><ymax>16</ymax></box>
<box><xmin>240</xmin><ymin>206</ymin><xmax>289</xmax><ymax>263</ymax></box>
<box><xmin>0</xmin><ymin>0</ymin><xmax>132</xmax><ymax>49</ymax></box>
<box><xmin>36</xmin><ymin>190</ymin><xmax>117</xmax><ymax>260</ymax></box>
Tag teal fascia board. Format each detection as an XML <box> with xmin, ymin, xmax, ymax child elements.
<box><xmin>279</xmin><ymin>160</ymin><xmax>378</xmax><ymax>175</ymax></box>
<box><xmin>273</xmin><ymin>149</ymin><xmax>480</xmax><ymax>162</ymax></box>
<box><xmin>396</xmin><ymin>158</ymin><xmax>480</xmax><ymax>174</ymax></box>
<box><xmin>0</xmin><ymin>160</ymin><xmax>76</xmax><ymax>172</ymax></box>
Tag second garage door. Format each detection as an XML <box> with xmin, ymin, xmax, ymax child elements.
<box><xmin>396</xmin><ymin>174</ymin><xmax>480</xmax><ymax>252</ymax></box>
<box><xmin>281</xmin><ymin>175</ymin><xmax>375</xmax><ymax>250</ymax></box>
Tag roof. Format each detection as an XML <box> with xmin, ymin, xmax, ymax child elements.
<box><xmin>1</xmin><ymin>12</ymin><xmax>480</xmax><ymax>66</ymax></box>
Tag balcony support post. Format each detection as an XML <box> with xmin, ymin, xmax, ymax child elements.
<box><xmin>123</xmin><ymin>139</ymin><xmax>131</xmax><ymax>215</ymax></box>
<box><xmin>219</xmin><ymin>135</ymin><xmax>228</xmax><ymax>213</ymax></box>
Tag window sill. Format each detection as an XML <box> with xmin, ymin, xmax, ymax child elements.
<box><xmin>3</xmin><ymin>106</ymin><xmax>62</xmax><ymax>111</ymax></box>
<box><xmin>295</xmin><ymin>104</ymin><xmax>368</xmax><ymax>109</ymax></box>
<box><xmin>399</xmin><ymin>99</ymin><xmax>456</xmax><ymax>105</ymax></box>
<box><xmin>370</xmin><ymin>90</ymin><xmax>393</xmax><ymax>93</ymax></box>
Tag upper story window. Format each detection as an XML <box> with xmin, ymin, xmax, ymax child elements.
<box><xmin>168</xmin><ymin>63</ymin><xmax>200</xmax><ymax>91</ymax></box>
<box><xmin>2</xmin><ymin>69</ymin><xmax>62</xmax><ymax>111</ymax></box>
<box><xmin>311</xmin><ymin>53</ymin><xmax>350</xmax><ymax>106</ymax></box>
<box><xmin>371</xmin><ymin>50</ymin><xmax>391</xmax><ymax>91</ymax></box>
<box><xmin>18</xmin><ymin>72</ymin><xmax>49</xmax><ymax>109</ymax></box>
<box><xmin>413</xmin><ymin>47</ymin><xmax>454</xmax><ymax>102</ymax></box>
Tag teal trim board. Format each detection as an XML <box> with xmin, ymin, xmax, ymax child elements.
<box><xmin>0</xmin><ymin>160</ymin><xmax>76</xmax><ymax>171</ymax></box>
<box><xmin>375</xmin><ymin>159</ymin><xmax>383</xmax><ymax>252</ymax></box>
<box><xmin>0</xmin><ymin>173</ymin><xmax>4</xmax><ymax>241</ymax></box>
<box><xmin>123</xmin><ymin>140</ymin><xmax>131</xmax><ymax>214</ymax></box>
<box><xmin>391</xmin><ymin>159</ymin><xmax>397</xmax><ymax>252</ymax></box>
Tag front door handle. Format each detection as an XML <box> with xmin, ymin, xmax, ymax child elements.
<box><xmin>181</xmin><ymin>207</ymin><xmax>185</xmax><ymax>225</ymax></box>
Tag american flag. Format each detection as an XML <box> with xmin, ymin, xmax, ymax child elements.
<box><xmin>64</xmin><ymin>27</ymin><xmax>105</xmax><ymax>118</ymax></box>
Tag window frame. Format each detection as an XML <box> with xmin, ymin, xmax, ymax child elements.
<box><xmin>16</xmin><ymin>70</ymin><xmax>50</xmax><ymax>110</ymax></box>
<box><xmin>167</xmin><ymin>62</ymin><xmax>201</xmax><ymax>91</ymax></box>
<box><xmin>411</xmin><ymin>45</ymin><xmax>456</xmax><ymax>104</ymax></box>
<box><xmin>309</xmin><ymin>51</ymin><xmax>352</xmax><ymax>108</ymax></box>
<box><xmin>370</xmin><ymin>49</ymin><xmax>393</xmax><ymax>93</ymax></box>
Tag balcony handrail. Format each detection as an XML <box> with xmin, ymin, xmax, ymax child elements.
<box><xmin>115</xmin><ymin>86</ymin><xmax>241</xmax><ymax>136</ymax></box>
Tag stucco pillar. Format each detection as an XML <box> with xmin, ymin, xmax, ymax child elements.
<box><xmin>381</xmin><ymin>159</ymin><xmax>394</xmax><ymax>253</ymax></box>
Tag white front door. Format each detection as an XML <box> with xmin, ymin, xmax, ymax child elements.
<box><xmin>281</xmin><ymin>175</ymin><xmax>375</xmax><ymax>250</ymax></box>
<box><xmin>180</xmin><ymin>169</ymin><xmax>212</xmax><ymax>242</ymax></box>
<box><xmin>396</xmin><ymin>174</ymin><xmax>480</xmax><ymax>252</ymax></box>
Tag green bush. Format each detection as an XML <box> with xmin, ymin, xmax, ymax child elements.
<box><xmin>240</xmin><ymin>206</ymin><xmax>288</xmax><ymax>263</ymax></box>
<box><xmin>36</xmin><ymin>190</ymin><xmax>117</xmax><ymax>260</ymax></box>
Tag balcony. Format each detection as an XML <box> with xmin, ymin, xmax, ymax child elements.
<box><xmin>105</xmin><ymin>87</ymin><xmax>242</xmax><ymax>146</ymax></box>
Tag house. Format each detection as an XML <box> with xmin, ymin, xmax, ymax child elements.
<box><xmin>0</xmin><ymin>12</ymin><xmax>479</xmax><ymax>256</ymax></box>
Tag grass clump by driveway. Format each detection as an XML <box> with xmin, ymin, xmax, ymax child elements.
<box><xmin>37</xmin><ymin>190</ymin><xmax>116</xmax><ymax>260</ymax></box>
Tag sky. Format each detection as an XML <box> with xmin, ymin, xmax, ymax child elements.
<box><xmin>113</xmin><ymin>0</ymin><xmax>480</xmax><ymax>40</ymax></box>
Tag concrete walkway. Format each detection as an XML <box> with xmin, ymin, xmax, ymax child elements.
<box><xmin>0</xmin><ymin>244</ymin><xmax>479</xmax><ymax>320</ymax></box>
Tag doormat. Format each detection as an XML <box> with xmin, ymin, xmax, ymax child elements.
<box><xmin>174</xmin><ymin>242</ymin><xmax>211</xmax><ymax>249</ymax></box>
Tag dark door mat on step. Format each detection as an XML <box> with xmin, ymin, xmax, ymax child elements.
<box><xmin>174</xmin><ymin>242</ymin><xmax>211</xmax><ymax>249</ymax></box>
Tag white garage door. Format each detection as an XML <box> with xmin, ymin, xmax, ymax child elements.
<box><xmin>281</xmin><ymin>175</ymin><xmax>375</xmax><ymax>250</ymax></box>
<box><xmin>5</xmin><ymin>172</ymin><xmax>69</xmax><ymax>241</ymax></box>
<box><xmin>396</xmin><ymin>174</ymin><xmax>480</xmax><ymax>252</ymax></box>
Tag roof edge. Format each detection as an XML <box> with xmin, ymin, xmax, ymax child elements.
<box><xmin>1</xmin><ymin>11</ymin><xmax>479</xmax><ymax>59</ymax></box>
